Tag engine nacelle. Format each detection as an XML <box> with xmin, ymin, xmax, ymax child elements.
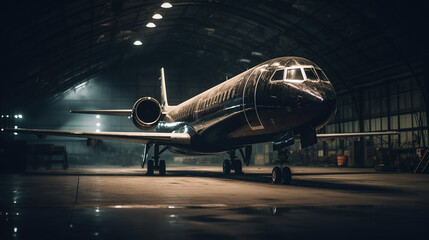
<box><xmin>132</xmin><ymin>97</ymin><xmax>162</xmax><ymax>130</ymax></box>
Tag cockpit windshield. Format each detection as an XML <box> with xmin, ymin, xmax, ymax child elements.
<box><xmin>286</xmin><ymin>68</ymin><xmax>304</xmax><ymax>80</ymax></box>
<box><xmin>315</xmin><ymin>68</ymin><xmax>329</xmax><ymax>81</ymax></box>
<box><xmin>303</xmin><ymin>68</ymin><xmax>318</xmax><ymax>80</ymax></box>
<box><xmin>270</xmin><ymin>66</ymin><xmax>330</xmax><ymax>82</ymax></box>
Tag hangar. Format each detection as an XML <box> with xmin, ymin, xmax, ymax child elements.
<box><xmin>1</xmin><ymin>0</ymin><xmax>429</xmax><ymax>239</ymax></box>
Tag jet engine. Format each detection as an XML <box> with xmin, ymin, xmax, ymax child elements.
<box><xmin>132</xmin><ymin>97</ymin><xmax>162</xmax><ymax>130</ymax></box>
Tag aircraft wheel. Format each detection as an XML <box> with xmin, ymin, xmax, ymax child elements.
<box><xmin>223</xmin><ymin>160</ymin><xmax>231</xmax><ymax>175</ymax></box>
<box><xmin>272</xmin><ymin>167</ymin><xmax>282</xmax><ymax>184</ymax></box>
<box><xmin>146</xmin><ymin>160</ymin><xmax>154</xmax><ymax>176</ymax></box>
<box><xmin>233</xmin><ymin>160</ymin><xmax>242</xmax><ymax>174</ymax></box>
<box><xmin>159</xmin><ymin>160</ymin><xmax>166</xmax><ymax>176</ymax></box>
<box><xmin>282</xmin><ymin>167</ymin><xmax>292</xmax><ymax>184</ymax></box>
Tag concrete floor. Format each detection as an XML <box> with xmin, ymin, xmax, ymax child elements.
<box><xmin>1</xmin><ymin>166</ymin><xmax>429</xmax><ymax>239</ymax></box>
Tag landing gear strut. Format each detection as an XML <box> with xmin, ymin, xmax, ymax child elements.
<box><xmin>223</xmin><ymin>146</ymin><xmax>251</xmax><ymax>175</ymax></box>
<box><xmin>142</xmin><ymin>144</ymin><xmax>168</xmax><ymax>176</ymax></box>
<box><xmin>272</xmin><ymin>148</ymin><xmax>292</xmax><ymax>184</ymax></box>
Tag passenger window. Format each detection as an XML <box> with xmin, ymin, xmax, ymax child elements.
<box><xmin>286</xmin><ymin>68</ymin><xmax>304</xmax><ymax>80</ymax></box>
<box><xmin>304</xmin><ymin>68</ymin><xmax>318</xmax><ymax>80</ymax></box>
<box><xmin>271</xmin><ymin>70</ymin><xmax>284</xmax><ymax>81</ymax></box>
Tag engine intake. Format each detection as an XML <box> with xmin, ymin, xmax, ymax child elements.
<box><xmin>132</xmin><ymin>97</ymin><xmax>162</xmax><ymax>130</ymax></box>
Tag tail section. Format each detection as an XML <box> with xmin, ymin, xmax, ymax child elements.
<box><xmin>160</xmin><ymin>68</ymin><xmax>169</xmax><ymax>108</ymax></box>
<box><xmin>160</xmin><ymin>68</ymin><xmax>175</xmax><ymax>112</ymax></box>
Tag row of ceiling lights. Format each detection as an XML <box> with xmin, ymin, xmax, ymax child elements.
<box><xmin>133</xmin><ymin>2</ymin><xmax>173</xmax><ymax>46</ymax></box>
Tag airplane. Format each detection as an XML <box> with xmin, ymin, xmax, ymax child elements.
<box><xmin>4</xmin><ymin>57</ymin><xmax>398</xmax><ymax>184</ymax></box>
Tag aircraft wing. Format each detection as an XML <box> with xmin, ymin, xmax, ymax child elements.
<box><xmin>5</xmin><ymin>128</ymin><xmax>190</xmax><ymax>145</ymax></box>
<box><xmin>70</xmin><ymin>110</ymin><xmax>132</xmax><ymax>116</ymax></box>
<box><xmin>317</xmin><ymin>131</ymin><xmax>399</xmax><ymax>139</ymax></box>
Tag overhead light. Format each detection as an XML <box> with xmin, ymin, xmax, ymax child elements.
<box><xmin>133</xmin><ymin>40</ymin><xmax>142</xmax><ymax>46</ymax></box>
<box><xmin>96</xmin><ymin>123</ymin><xmax>101</xmax><ymax>127</ymax></box>
<box><xmin>14</xmin><ymin>132</ymin><xmax>18</xmax><ymax>135</ymax></box>
<box><xmin>161</xmin><ymin>2</ymin><xmax>172</xmax><ymax>8</ymax></box>
<box><xmin>14</xmin><ymin>126</ymin><xmax>18</xmax><ymax>129</ymax></box>
<box><xmin>96</xmin><ymin>115</ymin><xmax>100</xmax><ymax>119</ymax></box>
<box><xmin>238</xmin><ymin>58</ymin><xmax>251</xmax><ymax>63</ymax></box>
<box><xmin>1</xmin><ymin>115</ymin><xmax>3</xmax><ymax>118</ymax></box>
<box><xmin>146</xmin><ymin>22</ymin><xmax>156</xmax><ymax>28</ymax></box>
<box><xmin>96</xmin><ymin>129</ymin><xmax>100</xmax><ymax>132</ymax></box>
<box><xmin>251</xmin><ymin>51</ymin><xmax>263</xmax><ymax>57</ymax></box>
<box><xmin>6</xmin><ymin>115</ymin><xmax>9</xmax><ymax>118</ymax></box>
<box><xmin>14</xmin><ymin>115</ymin><xmax>18</xmax><ymax>119</ymax></box>
<box><xmin>152</xmin><ymin>14</ymin><xmax>163</xmax><ymax>19</ymax></box>
<box><xmin>18</xmin><ymin>114</ymin><xmax>23</xmax><ymax>119</ymax></box>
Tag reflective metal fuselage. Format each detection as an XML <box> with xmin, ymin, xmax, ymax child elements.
<box><xmin>155</xmin><ymin>57</ymin><xmax>337</xmax><ymax>154</ymax></box>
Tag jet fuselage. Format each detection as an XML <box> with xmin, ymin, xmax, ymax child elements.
<box><xmin>155</xmin><ymin>57</ymin><xmax>337</xmax><ymax>154</ymax></box>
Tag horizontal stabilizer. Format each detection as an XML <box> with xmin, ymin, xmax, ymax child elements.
<box><xmin>70</xmin><ymin>110</ymin><xmax>132</xmax><ymax>116</ymax></box>
<box><xmin>4</xmin><ymin>128</ymin><xmax>190</xmax><ymax>145</ymax></box>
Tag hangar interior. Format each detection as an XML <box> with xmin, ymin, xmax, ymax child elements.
<box><xmin>1</xmin><ymin>0</ymin><xmax>428</xmax><ymax>172</ymax></box>
<box><xmin>2</xmin><ymin>1</ymin><xmax>429</xmax><ymax>239</ymax></box>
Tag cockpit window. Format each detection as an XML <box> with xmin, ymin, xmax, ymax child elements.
<box><xmin>304</xmin><ymin>68</ymin><xmax>318</xmax><ymax>80</ymax></box>
<box><xmin>315</xmin><ymin>69</ymin><xmax>329</xmax><ymax>81</ymax></box>
<box><xmin>286</xmin><ymin>68</ymin><xmax>304</xmax><ymax>80</ymax></box>
<box><xmin>271</xmin><ymin>69</ymin><xmax>284</xmax><ymax>81</ymax></box>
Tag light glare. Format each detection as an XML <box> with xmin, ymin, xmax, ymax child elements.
<box><xmin>133</xmin><ymin>40</ymin><xmax>142</xmax><ymax>46</ymax></box>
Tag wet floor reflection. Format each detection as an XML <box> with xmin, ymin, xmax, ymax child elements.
<box><xmin>1</xmin><ymin>205</ymin><xmax>428</xmax><ymax>239</ymax></box>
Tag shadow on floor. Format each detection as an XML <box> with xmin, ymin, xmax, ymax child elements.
<box><xmin>22</xmin><ymin>167</ymin><xmax>404</xmax><ymax>194</ymax></box>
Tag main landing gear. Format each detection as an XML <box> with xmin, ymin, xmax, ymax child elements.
<box><xmin>223</xmin><ymin>146</ymin><xmax>252</xmax><ymax>175</ymax></box>
<box><xmin>142</xmin><ymin>144</ymin><xmax>168</xmax><ymax>176</ymax></box>
<box><xmin>271</xmin><ymin>148</ymin><xmax>292</xmax><ymax>184</ymax></box>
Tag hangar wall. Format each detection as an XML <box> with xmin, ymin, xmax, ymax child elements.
<box><xmin>290</xmin><ymin>58</ymin><xmax>428</xmax><ymax>170</ymax></box>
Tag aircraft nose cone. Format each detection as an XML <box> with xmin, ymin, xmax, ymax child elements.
<box><xmin>315</xmin><ymin>86</ymin><xmax>337</xmax><ymax>128</ymax></box>
<box><xmin>300</xmin><ymin>84</ymin><xmax>336</xmax><ymax>129</ymax></box>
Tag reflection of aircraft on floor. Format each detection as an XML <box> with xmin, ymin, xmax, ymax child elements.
<box><xmin>5</xmin><ymin>57</ymin><xmax>398</xmax><ymax>184</ymax></box>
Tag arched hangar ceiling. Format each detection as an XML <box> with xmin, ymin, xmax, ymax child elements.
<box><xmin>1</xmin><ymin>0</ymin><xmax>428</xmax><ymax>107</ymax></box>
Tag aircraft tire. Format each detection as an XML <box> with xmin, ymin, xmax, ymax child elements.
<box><xmin>233</xmin><ymin>160</ymin><xmax>242</xmax><ymax>174</ymax></box>
<box><xmin>272</xmin><ymin>167</ymin><xmax>282</xmax><ymax>184</ymax></box>
<box><xmin>223</xmin><ymin>160</ymin><xmax>231</xmax><ymax>175</ymax></box>
<box><xmin>282</xmin><ymin>167</ymin><xmax>292</xmax><ymax>184</ymax></box>
<box><xmin>146</xmin><ymin>160</ymin><xmax>154</xmax><ymax>176</ymax></box>
<box><xmin>159</xmin><ymin>160</ymin><xmax>166</xmax><ymax>176</ymax></box>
